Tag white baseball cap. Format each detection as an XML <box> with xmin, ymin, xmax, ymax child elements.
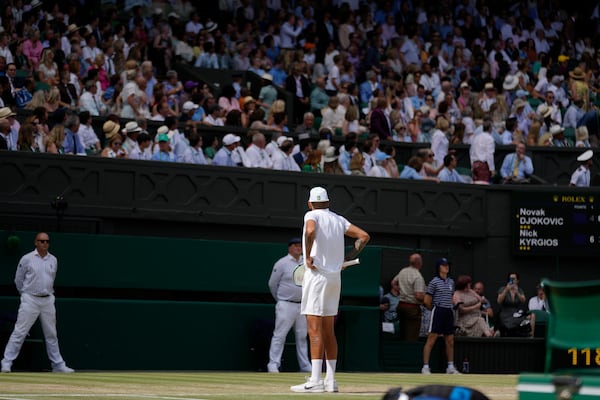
<box><xmin>309</xmin><ymin>187</ymin><xmax>329</xmax><ymax>203</ymax></box>
<box><xmin>182</xmin><ymin>101</ymin><xmax>199</xmax><ymax>112</ymax></box>
<box><xmin>277</xmin><ymin>136</ymin><xmax>291</xmax><ymax>146</ymax></box>
<box><xmin>222</xmin><ymin>133</ymin><xmax>240</xmax><ymax>146</ymax></box>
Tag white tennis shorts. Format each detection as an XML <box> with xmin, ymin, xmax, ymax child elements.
<box><xmin>300</xmin><ymin>268</ymin><xmax>341</xmax><ymax>316</ymax></box>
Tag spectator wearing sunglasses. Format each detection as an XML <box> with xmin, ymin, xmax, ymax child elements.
<box><xmin>101</xmin><ymin>135</ymin><xmax>127</xmax><ymax>158</ymax></box>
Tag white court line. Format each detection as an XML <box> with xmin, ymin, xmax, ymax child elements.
<box><xmin>0</xmin><ymin>396</ymin><xmax>209</xmax><ymax>400</ymax></box>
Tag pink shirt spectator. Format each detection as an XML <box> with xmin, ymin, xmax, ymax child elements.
<box><xmin>218</xmin><ymin>97</ymin><xmax>241</xmax><ymax>114</ymax></box>
<box><xmin>23</xmin><ymin>38</ymin><xmax>43</xmax><ymax>71</ymax></box>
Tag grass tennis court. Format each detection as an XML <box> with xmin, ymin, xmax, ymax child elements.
<box><xmin>0</xmin><ymin>372</ymin><xmax>518</xmax><ymax>400</ymax></box>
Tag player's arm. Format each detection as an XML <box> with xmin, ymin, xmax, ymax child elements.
<box><xmin>304</xmin><ymin>219</ymin><xmax>316</xmax><ymax>270</ymax></box>
<box><xmin>344</xmin><ymin>224</ymin><xmax>370</xmax><ymax>261</ymax></box>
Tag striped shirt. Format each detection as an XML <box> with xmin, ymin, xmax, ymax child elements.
<box><xmin>427</xmin><ymin>276</ymin><xmax>455</xmax><ymax>309</ymax></box>
<box><xmin>15</xmin><ymin>250</ymin><xmax>57</xmax><ymax>296</ymax></box>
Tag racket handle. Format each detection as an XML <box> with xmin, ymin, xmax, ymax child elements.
<box><xmin>341</xmin><ymin>258</ymin><xmax>360</xmax><ymax>270</ymax></box>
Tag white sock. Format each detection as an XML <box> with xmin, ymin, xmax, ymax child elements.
<box><xmin>423</xmin><ymin>363</ymin><xmax>430</xmax><ymax>368</ymax></box>
<box><xmin>310</xmin><ymin>359</ymin><xmax>323</xmax><ymax>382</ymax></box>
<box><xmin>448</xmin><ymin>362</ymin><xmax>455</xmax><ymax>368</ymax></box>
<box><xmin>325</xmin><ymin>359</ymin><xmax>337</xmax><ymax>382</ymax></box>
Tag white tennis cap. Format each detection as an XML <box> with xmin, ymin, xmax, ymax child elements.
<box><xmin>577</xmin><ymin>150</ymin><xmax>593</xmax><ymax>162</ymax></box>
<box><xmin>222</xmin><ymin>133</ymin><xmax>240</xmax><ymax>146</ymax></box>
<box><xmin>309</xmin><ymin>187</ymin><xmax>329</xmax><ymax>203</ymax></box>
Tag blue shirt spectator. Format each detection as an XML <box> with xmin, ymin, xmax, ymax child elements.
<box><xmin>399</xmin><ymin>165</ymin><xmax>422</xmax><ymax>180</ymax></box>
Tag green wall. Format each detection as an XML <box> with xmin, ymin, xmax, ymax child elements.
<box><xmin>0</xmin><ymin>231</ymin><xmax>381</xmax><ymax>371</ymax></box>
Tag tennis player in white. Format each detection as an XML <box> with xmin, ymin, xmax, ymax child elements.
<box><xmin>291</xmin><ymin>187</ymin><xmax>370</xmax><ymax>393</ymax></box>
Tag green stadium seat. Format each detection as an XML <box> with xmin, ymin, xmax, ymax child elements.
<box><xmin>542</xmin><ymin>278</ymin><xmax>600</xmax><ymax>373</ymax></box>
<box><xmin>313</xmin><ymin>117</ymin><xmax>322</xmax><ymax>130</ymax></box>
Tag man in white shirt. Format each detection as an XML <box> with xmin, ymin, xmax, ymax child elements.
<box><xmin>128</xmin><ymin>132</ymin><xmax>152</xmax><ymax>161</ymax></box>
<box><xmin>272</xmin><ymin>139</ymin><xmax>300</xmax><ymax>171</ymax></box>
<box><xmin>79</xmin><ymin>79</ymin><xmax>105</xmax><ymax>116</ymax></box>
<box><xmin>470</xmin><ymin>119</ymin><xmax>496</xmax><ymax>183</ymax></box>
<box><xmin>245</xmin><ymin>132</ymin><xmax>273</xmax><ymax>169</ymax></box>
<box><xmin>1</xmin><ymin>232</ymin><xmax>74</xmax><ymax>373</ymax></box>
<box><xmin>203</xmin><ymin>105</ymin><xmax>224</xmax><ymax>126</ymax></box>
<box><xmin>181</xmin><ymin>131</ymin><xmax>207</xmax><ymax>165</ymax></box>
<box><xmin>569</xmin><ymin>150</ymin><xmax>593</xmax><ymax>187</ymax></box>
<box><xmin>0</xmin><ymin>32</ymin><xmax>14</xmax><ymax>64</ymax></box>
<box><xmin>279</xmin><ymin>13</ymin><xmax>303</xmax><ymax>50</ymax></box>
<box><xmin>290</xmin><ymin>187</ymin><xmax>369</xmax><ymax>393</ymax></box>
<box><xmin>185</xmin><ymin>12</ymin><xmax>203</xmax><ymax>36</ymax></box>
<box><xmin>528</xmin><ymin>284</ymin><xmax>549</xmax><ymax>312</ymax></box>
<box><xmin>438</xmin><ymin>154</ymin><xmax>467</xmax><ymax>183</ymax></box>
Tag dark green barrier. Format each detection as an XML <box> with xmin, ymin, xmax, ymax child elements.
<box><xmin>0</xmin><ymin>231</ymin><xmax>381</xmax><ymax>371</ymax></box>
<box><xmin>0</xmin><ymin>298</ymin><xmax>379</xmax><ymax>371</ymax></box>
<box><xmin>0</xmin><ymin>231</ymin><xmax>380</xmax><ymax>298</ymax></box>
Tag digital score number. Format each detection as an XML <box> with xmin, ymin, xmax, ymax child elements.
<box><xmin>567</xmin><ymin>348</ymin><xmax>600</xmax><ymax>367</ymax></box>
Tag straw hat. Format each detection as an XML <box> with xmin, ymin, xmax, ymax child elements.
<box><xmin>66</xmin><ymin>24</ymin><xmax>79</xmax><ymax>34</ymax></box>
<box><xmin>512</xmin><ymin>99</ymin><xmax>526</xmax><ymax>110</ymax></box>
<box><xmin>125</xmin><ymin>121</ymin><xmax>142</xmax><ymax>134</ymax></box>
<box><xmin>538</xmin><ymin>104</ymin><xmax>554</xmax><ymax>119</ymax></box>
<box><xmin>569</xmin><ymin>67</ymin><xmax>585</xmax><ymax>80</ymax></box>
<box><xmin>103</xmin><ymin>120</ymin><xmax>121</xmax><ymax>140</ymax></box>
<box><xmin>0</xmin><ymin>107</ymin><xmax>16</xmax><ymax>119</ymax></box>
<box><xmin>576</xmin><ymin>126</ymin><xmax>589</xmax><ymax>142</ymax></box>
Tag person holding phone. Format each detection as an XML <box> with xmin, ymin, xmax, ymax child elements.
<box><xmin>496</xmin><ymin>272</ymin><xmax>535</xmax><ymax>337</ymax></box>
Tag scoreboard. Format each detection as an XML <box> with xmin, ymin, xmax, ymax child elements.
<box><xmin>512</xmin><ymin>192</ymin><xmax>600</xmax><ymax>256</ymax></box>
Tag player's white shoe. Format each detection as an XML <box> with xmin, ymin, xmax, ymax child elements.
<box><xmin>325</xmin><ymin>380</ymin><xmax>339</xmax><ymax>393</ymax></box>
<box><xmin>421</xmin><ymin>366</ymin><xmax>431</xmax><ymax>374</ymax></box>
<box><xmin>291</xmin><ymin>378</ymin><xmax>325</xmax><ymax>393</ymax></box>
<box><xmin>52</xmin><ymin>365</ymin><xmax>75</xmax><ymax>373</ymax></box>
<box><xmin>446</xmin><ymin>366</ymin><xmax>461</xmax><ymax>374</ymax></box>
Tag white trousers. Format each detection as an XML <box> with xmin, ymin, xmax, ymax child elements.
<box><xmin>268</xmin><ymin>300</ymin><xmax>311</xmax><ymax>372</ymax></box>
<box><xmin>2</xmin><ymin>293</ymin><xmax>66</xmax><ymax>368</ymax></box>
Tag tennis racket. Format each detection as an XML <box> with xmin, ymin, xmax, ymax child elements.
<box><xmin>293</xmin><ymin>259</ymin><xmax>361</xmax><ymax>286</ymax></box>
<box><xmin>292</xmin><ymin>263</ymin><xmax>305</xmax><ymax>286</ymax></box>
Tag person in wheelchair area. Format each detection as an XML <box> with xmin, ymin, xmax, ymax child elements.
<box><xmin>496</xmin><ymin>272</ymin><xmax>535</xmax><ymax>337</ymax></box>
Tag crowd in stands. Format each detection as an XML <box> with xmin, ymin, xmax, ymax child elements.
<box><xmin>0</xmin><ymin>0</ymin><xmax>599</xmax><ymax>184</ymax></box>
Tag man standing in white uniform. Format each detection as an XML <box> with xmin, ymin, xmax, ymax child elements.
<box><xmin>1</xmin><ymin>232</ymin><xmax>74</xmax><ymax>373</ymax></box>
<box><xmin>569</xmin><ymin>150</ymin><xmax>593</xmax><ymax>187</ymax></box>
<box><xmin>291</xmin><ymin>187</ymin><xmax>370</xmax><ymax>393</ymax></box>
<box><xmin>267</xmin><ymin>238</ymin><xmax>311</xmax><ymax>373</ymax></box>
